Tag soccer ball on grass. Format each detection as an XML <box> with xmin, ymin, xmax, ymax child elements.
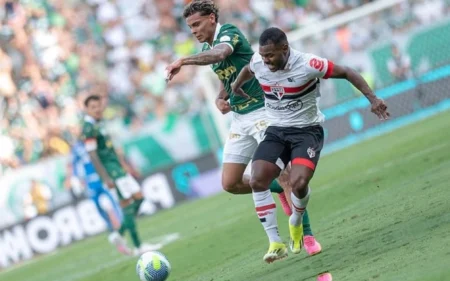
<box><xmin>136</xmin><ymin>251</ymin><xmax>171</xmax><ymax>281</ymax></box>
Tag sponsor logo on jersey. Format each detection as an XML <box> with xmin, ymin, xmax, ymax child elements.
<box><xmin>232</xmin><ymin>34</ymin><xmax>239</xmax><ymax>46</ymax></box>
<box><xmin>266</xmin><ymin>100</ymin><xmax>303</xmax><ymax>112</ymax></box>
<box><xmin>215</xmin><ymin>66</ymin><xmax>237</xmax><ymax>80</ymax></box>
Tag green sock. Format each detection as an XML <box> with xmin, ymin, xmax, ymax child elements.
<box><xmin>303</xmin><ymin>209</ymin><xmax>313</xmax><ymax>236</ymax></box>
<box><xmin>133</xmin><ymin>198</ymin><xmax>144</xmax><ymax>216</ymax></box>
<box><xmin>118</xmin><ymin>223</ymin><xmax>126</xmax><ymax>236</ymax></box>
<box><xmin>269</xmin><ymin>180</ymin><xmax>284</xmax><ymax>194</ymax></box>
<box><xmin>128</xmin><ymin>217</ymin><xmax>141</xmax><ymax>248</ymax></box>
<box><xmin>121</xmin><ymin>204</ymin><xmax>141</xmax><ymax>248</ymax></box>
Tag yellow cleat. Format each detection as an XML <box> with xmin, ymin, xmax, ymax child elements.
<box><xmin>289</xmin><ymin>223</ymin><xmax>304</xmax><ymax>254</ymax></box>
<box><xmin>263</xmin><ymin>242</ymin><xmax>288</xmax><ymax>263</ymax></box>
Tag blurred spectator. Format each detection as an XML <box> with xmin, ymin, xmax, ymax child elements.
<box><xmin>23</xmin><ymin>179</ymin><xmax>53</xmax><ymax>218</ymax></box>
<box><xmin>1</xmin><ymin>0</ymin><xmax>448</xmax><ymax>172</ymax></box>
<box><xmin>387</xmin><ymin>44</ymin><xmax>412</xmax><ymax>82</ymax></box>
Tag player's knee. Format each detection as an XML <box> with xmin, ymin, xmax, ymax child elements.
<box><xmin>120</xmin><ymin>198</ymin><xmax>133</xmax><ymax>208</ymax></box>
<box><xmin>132</xmin><ymin>192</ymin><xmax>143</xmax><ymax>200</ymax></box>
<box><xmin>249</xmin><ymin>177</ymin><xmax>269</xmax><ymax>192</ymax></box>
<box><xmin>291</xmin><ymin>176</ymin><xmax>310</xmax><ymax>193</ymax></box>
<box><xmin>221</xmin><ymin>178</ymin><xmax>239</xmax><ymax>194</ymax></box>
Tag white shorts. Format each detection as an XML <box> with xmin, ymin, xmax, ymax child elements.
<box><xmin>115</xmin><ymin>174</ymin><xmax>141</xmax><ymax>200</ymax></box>
<box><xmin>223</xmin><ymin>107</ymin><xmax>268</xmax><ymax>165</ymax></box>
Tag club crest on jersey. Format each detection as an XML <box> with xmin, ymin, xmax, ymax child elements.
<box><xmin>307</xmin><ymin>147</ymin><xmax>316</xmax><ymax>158</ymax></box>
<box><xmin>270</xmin><ymin>86</ymin><xmax>285</xmax><ymax>100</ymax></box>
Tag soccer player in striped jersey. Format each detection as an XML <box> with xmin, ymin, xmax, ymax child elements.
<box><xmin>232</xmin><ymin>27</ymin><xmax>389</xmax><ymax>265</ymax></box>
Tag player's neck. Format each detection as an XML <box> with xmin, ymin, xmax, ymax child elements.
<box><xmin>207</xmin><ymin>23</ymin><xmax>218</xmax><ymax>46</ymax></box>
<box><xmin>280</xmin><ymin>48</ymin><xmax>291</xmax><ymax>70</ymax></box>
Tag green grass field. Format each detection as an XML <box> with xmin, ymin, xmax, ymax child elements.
<box><xmin>2</xmin><ymin>110</ymin><xmax>450</xmax><ymax>281</ymax></box>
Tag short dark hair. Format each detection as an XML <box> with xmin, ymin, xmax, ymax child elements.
<box><xmin>259</xmin><ymin>27</ymin><xmax>288</xmax><ymax>47</ymax></box>
<box><xmin>84</xmin><ymin>95</ymin><xmax>101</xmax><ymax>107</ymax></box>
<box><xmin>183</xmin><ymin>0</ymin><xmax>219</xmax><ymax>23</ymax></box>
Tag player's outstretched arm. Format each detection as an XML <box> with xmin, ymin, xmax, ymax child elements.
<box><xmin>330</xmin><ymin>65</ymin><xmax>390</xmax><ymax>120</ymax></box>
<box><xmin>230</xmin><ymin>64</ymin><xmax>254</xmax><ymax>99</ymax></box>
<box><xmin>166</xmin><ymin>44</ymin><xmax>233</xmax><ymax>81</ymax></box>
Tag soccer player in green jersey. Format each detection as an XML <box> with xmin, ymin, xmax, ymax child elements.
<box><xmin>81</xmin><ymin>95</ymin><xmax>161</xmax><ymax>256</ymax></box>
<box><xmin>166</xmin><ymin>0</ymin><xmax>322</xmax><ymax>257</ymax></box>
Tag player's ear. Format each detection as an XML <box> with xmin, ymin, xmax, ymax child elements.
<box><xmin>282</xmin><ymin>43</ymin><xmax>289</xmax><ymax>53</ymax></box>
<box><xmin>209</xmin><ymin>13</ymin><xmax>216</xmax><ymax>23</ymax></box>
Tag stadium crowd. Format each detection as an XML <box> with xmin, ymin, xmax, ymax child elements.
<box><xmin>0</xmin><ymin>0</ymin><xmax>449</xmax><ymax>173</ymax></box>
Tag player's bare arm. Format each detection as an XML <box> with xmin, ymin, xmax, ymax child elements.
<box><xmin>230</xmin><ymin>64</ymin><xmax>253</xmax><ymax>99</ymax></box>
<box><xmin>87</xmin><ymin>151</ymin><xmax>114</xmax><ymax>188</ymax></box>
<box><xmin>166</xmin><ymin>44</ymin><xmax>232</xmax><ymax>81</ymax></box>
<box><xmin>330</xmin><ymin>65</ymin><xmax>390</xmax><ymax>120</ymax></box>
<box><xmin>216</xmin><ymin>82</ymin><xmax>231</xmax><ymax>114</ymax></box>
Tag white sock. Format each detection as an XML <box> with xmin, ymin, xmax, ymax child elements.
<box><xmin>289</xmin><ymin>186</ymin><xmax>311</xmax><ymax>227</ymax></box>
<box><xmin>253</xmin><ymin>190</ymin><xmax>282</xmax><ymax>243</ymax></box>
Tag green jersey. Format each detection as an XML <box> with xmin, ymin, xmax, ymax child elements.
<box><xmin>81</xmin><ymin>115</ymin><xmax>126</xmax><ymax>180</ymax></box>
<box><xmin>202</xmin><ymin>23</ymin><xmax>264</xmax><ymax>114</ymax></box>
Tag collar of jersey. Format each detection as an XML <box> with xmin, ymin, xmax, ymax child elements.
<box><xmin>207</xmin><ymin>23</ymin><xmax>222</xmax><ymax>48</ymax></box>
<box><xmin>283</xmin><ymin>48</ymin><xmax>296</xmax><ymax>70</ymax></box>
<box><xmin>84</xmin><ymin>115</ymin><xmax>97</xmax><ymax>124</ymax></box>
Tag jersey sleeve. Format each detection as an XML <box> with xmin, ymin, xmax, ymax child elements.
<box><xmin>215</xmin><ymin>25</ymin><xmax>244</xmax><ymax>54</ymax></box>
<box><xmin>81</xmin><ymin>123</ymin><xmax>98</xmax><ymax>152</ymax></box>
<box><xmin>303</xmin><ymin>53</ymin><xmax>334</xmax><ymax>79</ymax></box>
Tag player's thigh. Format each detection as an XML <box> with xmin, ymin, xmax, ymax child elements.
<box><xmin>289</xmin><ymin>126</ymin><xmax>324</xmax><ymax>186</ymax></box>
<box><xmin>114</xmin><ymin>174</ymin><xmax>141</xmax><ymax>201</ymax></box>
<box><xmin>251</xmin><ymin>128</ymin><xmax>288</xmax><ymax>190</ymax></box>
<box><xmin>222</xmin><ymin>162</ymin><xmax>248</xmax><ymax>188</ymax></box>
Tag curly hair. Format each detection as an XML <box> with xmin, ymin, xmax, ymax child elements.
<box><xmin>183</xmin><ymin>0</ymin><xmax>219</xmax><ymax>23</ymax></box>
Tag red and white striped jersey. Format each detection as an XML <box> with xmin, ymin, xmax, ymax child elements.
<box><xmin>249</xmin><ymin>48</ymin><xmax>334</xmax><ymax>128</ymax></box>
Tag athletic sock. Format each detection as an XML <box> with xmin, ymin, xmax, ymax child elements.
<box><xmin>121</xmin><ymin>204</ymin><xmax>141</xmax><ymax>248</ymax></box>
<box><xmin>269</xmin><ymin>180</ymin><xmax>283</xmax><ymax>194</ymax></box>
<box><xmin>253</xmin><ymin>190</ymin><xmax>282</xmax><ymax>243</ymax></box>
<box><xmin>289</xmin><ymin>186</ymin><xmax>311</xmax><ymax>227</ymax></box>
<box><xmin>302</xmin><ymin>209</ymin><xmax>313</xmax><ymax>236</ymax></box>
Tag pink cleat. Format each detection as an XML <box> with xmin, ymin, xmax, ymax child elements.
<box><xmin>317</xmin><ymin>272</ymin><xmax>332</xmax><ymax>281</ymax></box>
<box><xmin>117</xmin><ymin>244</ymin><xmax>132</xmax><ymax>256</ymax></box>
<box><xmin>108</xmin><ymin>232</ymin><xmax>132</xmax><ymax>256</ymax></box>
<box><xmin>304</xmin><ymin>235</ymin><xmax>322</xmax><ymax>256</ymax></box>
<box><xmin>278</xmin><ymin>192</ymin><xmax>292</xmax><ymax>216</ymax></box>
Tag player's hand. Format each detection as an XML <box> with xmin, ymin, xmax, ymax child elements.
<box><xmin>215</xmin><ymin>98</ymin><xmax>231</xmax><ymax>114</ymax></box>
<box><xmin>165</xmin><ymin>59</ymin><xmax>183</xmax><ymax>82</ymax></box>
<box><xmin>278</xmin><ymin>164</ymin><xmax>292</xmax><ymax>190</ymax></box>
<box><xmin>105</xmin><ymin>178</ymin><xmax>115</xmax><ymax>189</ymax></box>
<box><xmin>231</xmin><ymin>82</ymin><xmax>250</xmax><ymax>99</ymax></box>
<box><xmin>370</xmin><ymin>97</ymin><xmax>390</xmax><ymax>120</ymax></box>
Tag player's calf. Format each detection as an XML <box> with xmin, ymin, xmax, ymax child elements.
<box><xmin>132</xmin><ymin>191</ymin><xmax>144</xmax><ymax>215</ymax></box>
<box><xmin>119</xmin><ymin>198</ymin><xmax>133</xmax><ymax>208</ymax></box>
<box><xmin>288</xmin><ymin>164</ymin><xmax>313</xmax><ymax>253</ymax></box>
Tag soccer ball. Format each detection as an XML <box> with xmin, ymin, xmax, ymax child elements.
<box><xmin>136</xmin><ymin>251</ymin><xmax>171</xmax><ymax>281</ymax></box>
